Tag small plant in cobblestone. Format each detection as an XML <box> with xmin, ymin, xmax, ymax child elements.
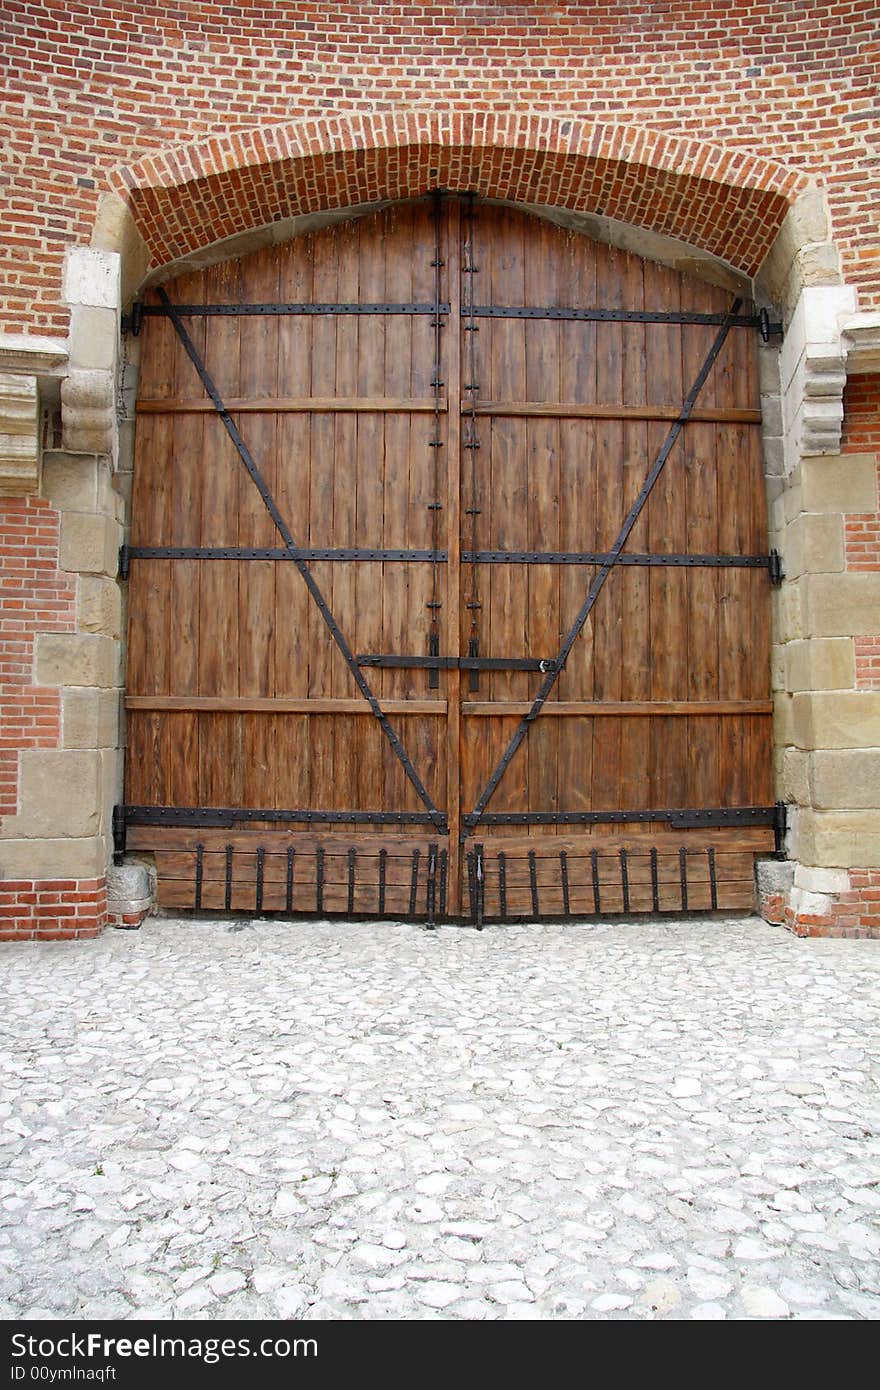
<box><xmin>93</xmin><ymin>1165</ymin><xmax>104</xmax><ymax>1176</ymax></box>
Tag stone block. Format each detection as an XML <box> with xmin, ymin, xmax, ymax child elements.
<box><xmin>781</xmin><ymin>747</ymin><xmax>810</xmax><ymax>804</ymax></box>
<box><xmin>62</xmin><ymin>688</ymin><xmax>119</xmax><ymax>750</ymax></box>
<box><xmin>0</xmin><ymin>836</ymin><xmax>107</xmax><ymax>880</ymax></box>
<box><xmin>792</xmin><ymin>691</ymin><xmax>880</xmax><ymax>750</ymax></box>
<box><xmin>773</xmin><ymin>694</ymin><xmax>795</xmax><ymax>749</ymax></box>
<box><xmin>60</xmin><ymin>512</ymin><xmax>120</xmax><ymax>575</ymax></box>
<box><xmin>36</xmin><ymin>633</ymin><xmax>118</xmax><ymax>688</ymax></box>
<box><xmin>41</xmin><ymin>451</ymin><xmax>99</xmax><ymax>512</ymax></box>
<box><xmin>755</xmin><ymin>859</ymin><xmax>795</xmax><ymax>897</ymax></box>
<box><xmin>793</xmin><ymin>863</ymin><xmax>851</xmax><ymax>894</ymax></box>
<box><xmin>774</xmin><ymin>580</ymin><xmax>804</xmax><ymax>643</ymax></box>
<box><xmin>69</xmin><ymin>304</ymin><xmax>117</xmax><ymax>372</ymax></box>
<box><xmin>77</xmin><ymin>575</ymin><xmax>122</xmax><ymax>638</ymax></box>
<box><xmin>784</xmin><ymin>637</ymin><xmax>854</xmax><ymax>692</ymax></box>
<box><xmin>61</xmin><ymin>368</ymin><xmax>115</xmax><ymax>456</ymax></box>
<box><xmin>63</xmin><ymin>247</ymin><xmax>120</xmax><ymax>310</ymax></box>
<box><xmin>4</xmin><ymin>751</ymin><xmax>102</xmax><ymax>838</ymax></box>
<box><xmin>796</xmin><ymin>810</ymin><xmax>880</xmax><ymax>869</ymax></box>
<box><xmin>804</xmin><ymin>573</ymin><xmax>880</xmax><ymax>638</ymax></box>
<box><xmin>810</xmin><ymin>749</ymin><xmax>880</xmax><ymax>810</ymax></box>
<box><xmin>799</xmin><ymin>454</ymin><xmax>878</xmax><ymax>515</ymax></box>
<box><xmin>107</xmin><ymin>859</ymin><xmax>156</xmax><ymax>913</ymax></box>
<box><xmin>0</xmin><ymin>372</ymin><xmax>39</xmax><ymax>496</ymax></box>
<box><xmin>783</xmin><ymin>512</ymin><xmax>844</xmax><ymax>578</ymax></box>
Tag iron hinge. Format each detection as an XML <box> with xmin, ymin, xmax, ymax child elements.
<box><xmin>118</xmin><ymin>544</ymin><xmax>131</xmax><ymax>580</ymax></box>
<box><xmin>774</xmin><ymin>801</ymin><xmax>788</xmax><ymax>857</ymax></box>
<box><xmin>121</xmin><ymin>302</ymin><xmax>144</xmax><ymax>337</ymax></box>
<box><xmin>768</xmin><ymin>549</ymin><xmax>784</xmax><ymax>586</ymax></box>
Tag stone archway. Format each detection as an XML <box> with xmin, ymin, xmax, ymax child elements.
<box><xmin>12</xmin><ymin>106</ymin><xmax>874</xmax><ymax>934</ymax></box>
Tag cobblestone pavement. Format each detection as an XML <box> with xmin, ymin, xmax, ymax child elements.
<box><xmin>1</xmin><ymin>914</ymin><xmax>879</xmax><ymax>1321</ymax></box>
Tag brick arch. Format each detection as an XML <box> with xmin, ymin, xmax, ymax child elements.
<box><xmin>109</xmin><ymin>110</ymin><xmax>810</xmax><ymax>280</ymax></box>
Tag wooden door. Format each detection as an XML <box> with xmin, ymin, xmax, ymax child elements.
<box><xmin>121</xmin><ymin>197</ymin><xmax>778</xmax><ymax>920</ymax></box>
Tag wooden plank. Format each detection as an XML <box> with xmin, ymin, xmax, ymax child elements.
<box><xmin>461</xmin><ymin>700</ymin><xmax>773</xmax><ymax>717</ymax></box>
<box><xmin>444</xmin><ymin>198</ymin><xmax>464</xmax><ymax>911</ymax></box>
<box><xmin>483</xmin><ymin>206</ymin><xmax>529</xmax><ymax>842</ymax></box>
<box><xmin>133</xmin><ymin>824</ymin><xmax>773</xmax><ymax>855</ymax></box>
<box><xmin>472</xmin><ymin>402</ymin><xmax>760</xmax><ymax>423</ymax></box>
<box><xmin>275</xmin><ymin>233</ymin><xmax>314</xmax><ymax>815</ymax></box>
<box><xmin>126</xmin><ymin>695</ymin><xmax>447</xmax><ymax>715</ymax></box>
<box><xmin>524</xmin><ymin>214</ymin><xmax>560</xmax><ymax>837</ymax></box>
<box><xmin>619</xmin><ymin>249</ymin><xmax>650</xmax><ymax>823</ymax></box>
<box><xmin>591</xmin><ymin>243</ymin><xmax>625</xmax><ymax>833</ymax></box>
<box><xmin>137</xmin><ymin>396</ymin><xmax>443</xmax><ymax>414</ymax></box>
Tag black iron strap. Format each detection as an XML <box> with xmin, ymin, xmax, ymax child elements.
<box><xmin>471</xmin><ymin>304</ymin><xmax>781</xmax><ymax>334</ymax></box>
<box><xmin>464</xmin><ymin>297</ymin><xmax>744</xmax><ymax>833</ymax></box>
<box><xmin>464</xmin><ymin>805</ymin><xmax>779</xmax><ymax>829</ymax></box>
<box><xmin>128</xmin><ymin>301</ymin><xmax>449</xmax><ymax>331</ymax></box>
<box><xmin>464</xmin><ymin>550</ymin><xmax>774</xmax><ymax>569</ymax></box>
<box><xmin>356</xmin><ymin>653</ymin><xmax>558</xmax><ymax>672</ymax></box>
<box><xmin>120</xmin><ymin>544</ymin><xmax>444</xmax><ymax>573</ymax></box>
<box><xmin>157</xmin><ymin>288</ymin><xmax>446</xmax><ymax>834</ymax></box>
<box><xmin>123</xmin><ymin>804</ymin><xmax>440</xmax><ymax>828</ymax></box>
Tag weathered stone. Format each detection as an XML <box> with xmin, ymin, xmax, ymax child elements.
<box><xmin>63</xmin><ymin>247</ymin><xmax>120</xmax><ymax>310</ymax></box>
<box><xmin>792</xmin><ymin>691</ymin><xmax>880</xmax><ymax>750</ymax></box>
<box><xmin>77</xmin><ymin>576</ymin><xmax>122</xmax><ymax>639</ymax></box>
<box><xmin>0</xmin><ymin>835</ymin><xmax>107</xmax><ymax>878</ymax></box>
<box><xmin>36</xmin><ymin>633</ymin><xmax>118</xmax><ymax>688</ymax></box>
<box><xmin>784</xmin><ymin>638</ymin><xmax>854</xmax><ymax>693</ymax></box>
<box><xmin>797</xmin><ymin>810</ymin><xmax>880</xmax><ymax>868</ymax></box>
<box><xmin>805</xmin><ymin>572</ymin><xmax>880</xmax><ymax>640</ymax></box>
<box><xmin>781</xmin><ymin>747</ymin><xmax>810</xmax><ymax>804</ymax></box>
<box><xmin>0</xmin><ymin>373</ymin><xmax>39</xmax><ymax>496</ymax></box>
<box><xmin>60</xmin><ymin>512</ymin><xmax>120</xmax><ymax>576</ymax></box>
<box><xmin>62</xmin><ymin>689</ymin><xmax>119</xmax><ymax>751</ymax></box>
<box><xmin>61</xmin><ymin>369</ymin><xmax>115</xmax><ymax>457</ymax></box>
<box><xmin>41</xmin><ymin>452</ymin><xmax>99</xmax><ymax>512</ymax></box>
<box><xmin>755</xmin><ymin>860</ymin><xmax>795</xmax><ymax>897</ymax></box>
<box><xmin>799</xmin><ymin>454</ymin><xmax>878</xmax><ymax>515</ymax></box>
<box><xmin>811</xmin><ymin>749</ymin><xmax>880</xmax><ymax>809</ymax></box>
<box><xmin>792</xmin><ymin>863</ymin><xmax>850</xmax><ymax>894</ymax></box>
<box><xmin>69</xmin><ymin>305</ymin><xmax>117</xmax><ymax>373</ymax></box>
<box><xmin>783</xmin><ymin>512</ymin><xmax>844</xmax><ymax>578</ymax></box>
<box><xmin>4</xmin><ymin>751</ymin><xmax>102</xmax><ymax>838</ymax></box>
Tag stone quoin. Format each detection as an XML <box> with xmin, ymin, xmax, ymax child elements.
<box><xmin>1</xmin><ymin>2</ymin><xmax>879</xmax><ymax>937</ymax></box>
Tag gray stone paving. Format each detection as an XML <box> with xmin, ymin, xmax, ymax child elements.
<box><xmin>1</xmin><ymin>914</ymin><xmax>879</xmax><ymax>1321</ymax></box>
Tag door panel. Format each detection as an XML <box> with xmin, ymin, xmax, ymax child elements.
<box><xmin>123</xmin><ymin>197</ymin><xmax>777</xmax><ymax>918</ymax></box>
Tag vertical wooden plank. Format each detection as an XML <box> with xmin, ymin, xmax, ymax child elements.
<box><xmin>198</xmin><ymin>257</ymin><xmax>243</xmax><ymax>809</ymax></box>
<box><xmin>445</xmin><ymin>197</ymin><xmax>463</xmax><ymax>911</ymax></box>
<box><xmin>591</xmin><ymin>243</ymin><xmax>625</xmax><ymax>832</ymax></box>
<box><xmin>618</xmin><ymin>250</ymin><xmax>650</xmax><ymax>819</ymax></box>
<box><xmin>558</xmin><ymin>226</ymin><xmax>596</xmax><ymax>819</ymax></box>
<box><xmin>682</xmin><ymin>280</ymin><xmax>721</xmax><ymax>812</ymax></box>
<box><xmin>238</xmin><ymin>247</ymin><xmax>279</xmax><ymax>809</ymax></box>
<box><xmin>484</xmin><ymin>205</ymin><xmax>528</xmax><ymax>834</ymax></box>
<box><xmin>716</xmin><ymin>293</ymin><xmax>750</xmax><ymax>808</ymax></box>
<box><xmin>167</xmin><ymin>269</ymin><xmax>205</xmax><ymax>806</ymax></box>
<box><xmin>645</xmin><ymin>260</ymin><xmax>685</xmax><ymax>814</ymax></box>
<box><xmin>307</xmin><ymin>228</ymin><xmax>338</xmax><ymax>811</ymax></box>
<box><xmin>275</xmin><ymin>235</ymin><xmax>313</xmax><ymax>813</ymax></box>
<box><xmin>333</xmin><ymin>219</ymin><xmax>361</xmax><ymax>819</ymax></box>
<box><xmin>524</xmin><ymin>215</ymin><xmax>561</xmax><ymax>837</ymax></box>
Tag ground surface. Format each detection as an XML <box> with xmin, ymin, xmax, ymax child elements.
<box><xmin>0</xmin><ymin>914</ymin><xmax>878</xmax><ymax>1321</ymax></box>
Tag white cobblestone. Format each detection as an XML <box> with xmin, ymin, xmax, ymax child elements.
<box><xmin>0</xmin><ymin>915</ymin><xmax>878</xmax><ymax>1319</ymax></box>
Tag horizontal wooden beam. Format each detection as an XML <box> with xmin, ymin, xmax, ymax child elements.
<box><xmin>472</xmin><ymin>402</ymin><xmax>761</xmax><ymax>424</ymax></box>
<box><xmin>137</xmin><ymin>396</ymin><xmax>444</xmax><ymax>415</ymax></box>
<box><xmin>125</xmin><ymin>695</ymin><xmax>447</xmax><ymax>716</ymax></box>
<box><xmin>461</xmin><ymin>700</ymin><xmax>774</xmax><ymax>717</ymax></box>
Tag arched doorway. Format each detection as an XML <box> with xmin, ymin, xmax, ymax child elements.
<box><xmin>120</xmin><ymin>196</ymin><xmax>777</xmax><ymax>920</ymax></box>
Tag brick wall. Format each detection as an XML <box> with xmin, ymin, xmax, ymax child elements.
<box><xmin>2</xmin><ymin>1</ymin><xmax>879</xmax><ymax>334</ymax></box>
<box><xmin>0</xmin><ymin>877</ymin><xmax>106</xmax><ymax>941</ymax></box>
<box><xmin>0</xmin><ymin>496</ymin><xmax>76</xmax><ymax>816</ymax></box>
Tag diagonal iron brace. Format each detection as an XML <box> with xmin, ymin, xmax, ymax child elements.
<box><xmin>464</xmin><ymin>297</ymin><xmax>743</xmax><ymax>833</ymax></box>
<box><xmin>158</xmin><ymin>287</ymin><xmax>446</xmax><ymax>833</ymax></box>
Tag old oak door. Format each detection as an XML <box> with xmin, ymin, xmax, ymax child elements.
<box><xmin>121</xmin><ymin>197</ymin><xmax>779</xmax><ymax>920</ymax></box>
